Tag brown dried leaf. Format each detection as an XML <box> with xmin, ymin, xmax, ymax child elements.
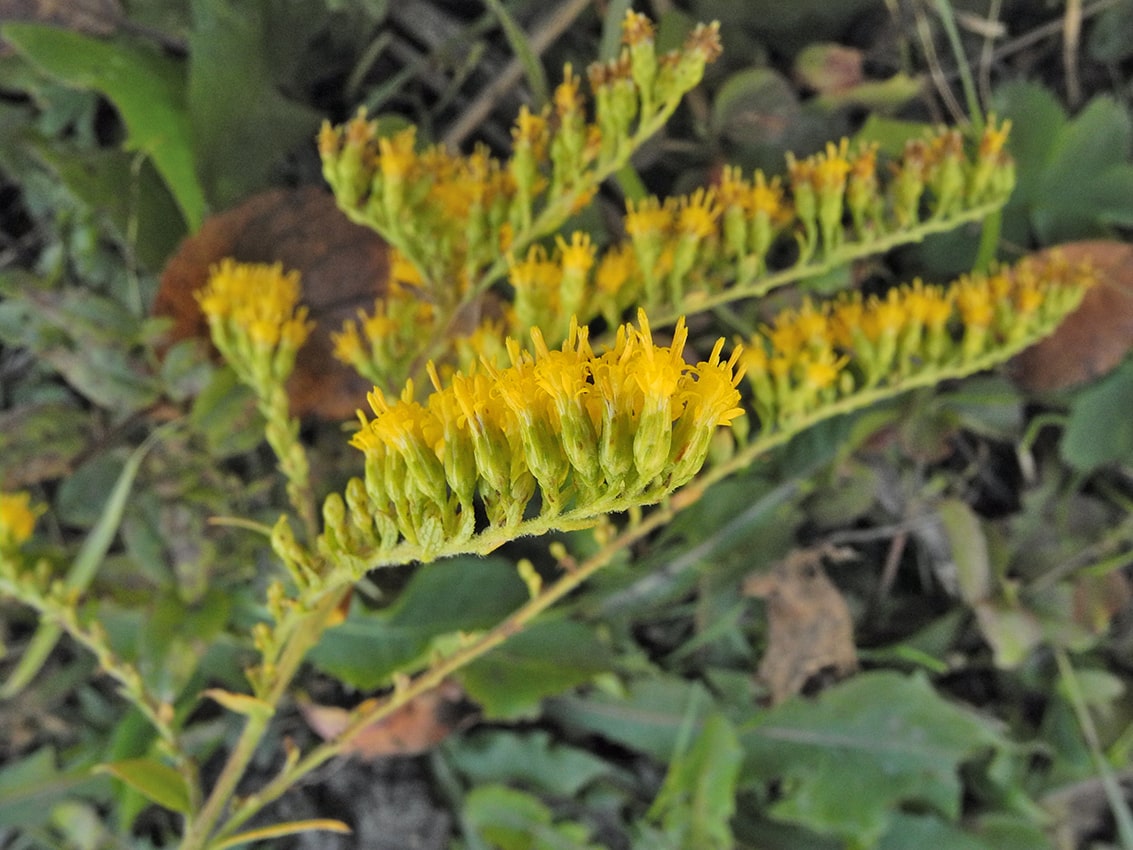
<box><xmin>299</xmin><ymin>680</ymin><xmax>473</xmax><ymax>760</ymax></box>
<box><xmin>743</xmin><ymin>546</ymin><xmax>858</xmax><ymax>705</ymax></box>
<box><xmin>154</xmin><ymin>186</ymin><xmax>388</xmax><ymax>420</ymax></box>
<box><xmin>1010</xmin><ymin>240</ymin><xmax>1133</xmax><ymax>392</ymax></box>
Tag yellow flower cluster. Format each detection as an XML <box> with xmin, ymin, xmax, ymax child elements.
<box><xmin>196</xmin><ymin>260</ymin><xmax>312</xmax><ymax>386</ymax></box>
<box><xmin>507</xmin><ymin>231</ymin><xmax>642</xmax><ymax>344</ymax></box>
<box><xmin>327</xmin><ymin>311</ymin><xmax>744</xmax><ymax>557</ymax></box>
<box><xmin>0</xmin><ymin>491</ymin><xmax>43</xmax><ymax>552</ymax></box>
<box><xmin>332</xmin><ymin>252</ymin><xmax>438</xmax><ymax>387</ymax></box>
<box><xmin>318</xmin><ymin>10</ymin><xmax>722</xmax><ymax>310</ymax></box>
<box><xmin>605</xmin><ymin>119</ymin><xmax>1017</xmax><ymax>314</ymax></box>
<box><xmin>742</xmin><ymin>254</ymin><xmax>1092</xmax><ymax>428</ymax></box>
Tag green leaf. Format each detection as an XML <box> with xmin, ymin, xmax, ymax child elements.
<box><xmin>996</xmin><ymin>82</ymin><xmax>1133</xmax><ymax>243</ymax></box>
<box><xmin>2</xmin><ymin>23</ymin><xmax>205</xmax><ymax>230</ymax></box>
<box><xmin>32</xmin><ymin>142</ymin><xmax>187</xmax><ymax>271</ymax></box>
<box><xmin>739</xmin><ymin>671</ymin><xmax>1005</xmax><ymax>847</ymax></box>
<box><xmin>460</xmin><ymin>618</ymin><xmax>615</xmax><ymax>720</ymax></box>
<box><xmin>447</xmin><ymin>730</ymin><xmax>613</xmax><ymax>798</ymax></box>
<box><xmin>97</xmin><ymin>758</ymin><xmax>193</xmax><ymax>815</ymax></box>
<box><xmin>544</xmin><ymin>676</ymin><xmax>717</xmax><ymax>763</ymax></box>
<box><xmin>648</xmin><ymin>713</ymin><xmax>741</xmax><ymax>850</ymax></box>
<box><xmin>1061</xmin><ymin>358</ymin><xmax>1133</xmax><ymax>471</ymax></box>
<box><xmin>0</xmin><ymin>748</ymin><xmax>98</xmax><ymax>830</ymax></box>
<box><xmin>877</xmin><ymin>812</ymin><xmax>993</xmax><ymax>850</ymax></box>
<box><xmin>308</xmin><ymin>556</ymin><xmax>528</xmax><ymax>690</ymax></box>
<box><xmin>936</xmin><ymin>497</ymin><xmax>991</xmax><ymax>604</ymax></box>
<box><xmin>187</xmin><ymin>0</ymin><xmax>321</xmax><ymax>207</ymax></box>
<box><xmin>463</xmin><ymin>785</ymin><xmax>604</xmax><ymax>850</ymax></box>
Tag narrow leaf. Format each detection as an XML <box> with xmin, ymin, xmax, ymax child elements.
<box><xmin>2</xmin><ymin>428</ymin><xmax>166</xmax><ymax>697</ymax></box>
<box><xmin>97</xmin><ymin>758</ymin><xmax>193</xmax><ymax>815</ymax></box>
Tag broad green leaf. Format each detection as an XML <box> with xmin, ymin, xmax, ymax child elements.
<box><xmin>0</xmin><ymin>748</ymin><xmax>98</xmax><ymax>830</ymax></box>
<box><xmin>739</xmin><ymin>671</ymin><xmax>1005</xmax><ymax>848</ymax></box>
<box><xmin>877</xmin><ymin>812</ymin><xmax>993</xmax><ymax>850</ymax></box>
<box><xmin>1061</xmin><ymin>358</ymin><xmax>1133</xmax><ymax>471</ymax></box>
<box><xmin>2</xmin><ymin>23</ymin><xmax>205</xmax><ymax>230</ymax></box>
<box><xmin>459</xmin><ymin>618</ymin><xmax>615</xmax><ymax>719</ymax></box>
<box><xmin>97</xmin><ymin>758</ymin><xmax>193</xmax><ymax>815</ymax></box>
<box><xmin>463</xmin><ymin>785</ymin><xmax>605</xmax><ymax>850</ymax></box>
<box><xmin>996</xmin><ymin>82</ymin><xmax>1133</xmax><ymax>244</ymax></box>
<box><xmin>544</xmin><ymin>676</ymin><xmax>717</xmax><ymax>763</ymax></box>
<box><xmin>647</xmin><ymin>713</ymin><xmax>741</xmax><ymax>850</ymax></box>
<box><xmin>187</xmin><ymin>0</ymin><xmax>320</xmax><ymax>207</ymax></box>
<box><xmin>308</xmin><ymin>556</ymin><xmax>527</xmax><ymax>690</ymax></box>
<box><xmin>447</xmin><ymin>730</ymin><xmax>612</xmax><ymax>797</ymax></box>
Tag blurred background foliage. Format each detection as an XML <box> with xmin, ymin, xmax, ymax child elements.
<box><xmin>3</xmin><ymin>1</ymin><xmax>1133</xmax><ymax>848</ymax></box>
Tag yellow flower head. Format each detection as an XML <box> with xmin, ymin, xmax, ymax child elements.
<box><xmin>955</xmin><ymin>278</ymin><xmax>996</xmax><ymax>328</ymax></box>
<box><xmin>509</xmin><ymin>244</ymin><xmax>563</xmax><ymax>293</ymax></box>
<box><xmin>979</xmin><ymin>117</ymin><xmax>1012</xmax><ymax>160</ymax></box>
<box><xmin>0</xmin><ymin>491</ymin><xmax>43</xmax><ymax>551</ymax></box>
<box><xmin>196</xmin><ymin>260</ymin><xmax>312</xmax><ymax>350</ymax></box>
<box><xmin>346</xmin><ymin>310</ymin><xmax>745</xmax><ymax>548</ymax></box>
<box><xmin>512</xmin><ymin>105</ymin><xmax>549</xmax><ymax>155</ymax></box>
<box><xmin>555</xmin><ymin>64</ymin><xmax>584</xmax><ymax>117</ymax></box>
<box><xmin>813</xmin><ymin>139</ymin><xmax>852</xmax><ymax>192</ymax></box>
<box><xmin>677</xmin><ymin>187</ymin><xmax>720</xmax><ymax>238</ymax></box>
<box><xmin>595</xmin><ymin>242</ymin><xmax>640</xmax><ymax>296</ymax></box>
<box><xmin>621</xmin><ymin>9</ymin><xmax>655</xmax><ymax>47</ymax></box>
<box><xmin>378</xmin><ymin>127</ymin><xmax>418</xmax><ymax>181</ymax></box>
<box><xmin>750</xmin><ymin>173</ymin><xmax>785</xmax><ymax>221</ymax></box>
<box><xmin>625</xmin><ymin>196</ymin><xmax>672</xmax><ymax>239</ymax></box>
<box><xmin>556</xmin><ymin>231</ymin><xmax>596</xmax><ymax>277</ymax></box>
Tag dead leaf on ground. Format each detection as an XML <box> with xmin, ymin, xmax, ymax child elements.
<box><xmin>1010</xmin><ymin>240</ymin><xmax>1133</xmax><ymax>393</ymax></box>
<box><xmin>299</xmin><ymin>680</ymin><xmax>475</xmax><ymax>759</ymax></box>
<box><xmin>743</xmin><ymin>546</ymin><xmax>858</xmax><ymax>705</ymax></box>
<box><xmin>153</xmin><ymin>186</ymin><xmax>389</xmax><ymax>420</ymax></box>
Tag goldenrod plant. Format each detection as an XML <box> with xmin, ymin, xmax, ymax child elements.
<box><xmin>0</xmin><ymin>9</ymin><xmax>1100</xmax><ymax>850</ymax></box>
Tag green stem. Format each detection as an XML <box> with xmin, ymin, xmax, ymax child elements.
<box><xmin>1055</xmin><ymin>648</ymin><xmax>1133</xmax><ymax>849</ymax></box>
<box><xmin>179</xmin><ymin>589</ymin><xmax>349</xmax><ymax>850</ymax></box>
<box><xmin>933</xmin><ymin>0</ymin><xmax>985</xmax><ymax>130</ymax></box>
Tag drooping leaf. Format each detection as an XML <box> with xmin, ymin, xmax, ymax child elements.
<box><xmin>647</xmin><ymin>712</ymin><xmax>741</xmax><ymax>850</ymax></box>
<box><xmin>308</xmin><ymin>556</ymin><xmax>527</xmax><ymax>691</ymax></box>
<box><xmin>97</xmin><ymin>758</ymin><xmax>192</xmax><ymax>815</ymax></box>
<box><xmin>739</xmin><ymin>671</ymin><xmax>1006</xmax><ymax>847</ymax></box>
<box><xmin>2</xmin><ymin>23</ymin><xmax>205</xmax><ymax>229</ymax></box>
<box><xmin>459</xmin><ymin>618</ymin><xmax>615</xmax><ymax>720</ymax></box>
